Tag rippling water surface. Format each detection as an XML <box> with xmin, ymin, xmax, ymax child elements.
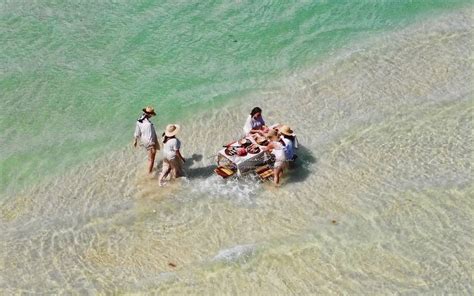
<box><xmin>1</xmin><ymin>1</ymin><xmax>473</xmax><ymax>294</ymax></box>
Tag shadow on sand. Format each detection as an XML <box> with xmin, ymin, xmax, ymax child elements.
<box><xmin>184</xmin><ymin>154</ymin><xmax>217</xmax><ymax>179</ymax></box>
<box><xmin>182</xmin><ymin>146</ymin><xmax>316</xmax><ymax>184</ymax></box>
<box><xmin>285</xmin><ymin>145</ymin><xmax>317</xmax><ymax>184</ymax></box>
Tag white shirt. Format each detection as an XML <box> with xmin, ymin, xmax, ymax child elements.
<box><xmin>163</xmin><ymin>138</ymin><xmax>181</xmax><ymax>160</ymax></box>
<box><xmin>270</xmin><ymin>141</ymin><xmax>286</xmax><ymax>162</ymax></box>
<box><xmin>134</xmin><ymin>118</ymin><xmax>158</xmax><ymax>148</ymax></box>
<box><xmin>243</xmin><ymin>115</ymin><xmax>265</xmax><ymax>135</ymax></box>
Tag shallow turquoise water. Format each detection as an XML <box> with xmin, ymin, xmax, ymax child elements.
<box><xmin>0</xmin><ymin>2</ymin><xmax>472</xmax><ymax>294</ymax></box>
<box><xmin>0</xmin><ymin>0</ymin><xmax>470</xmax><ymax>193</ymax></box>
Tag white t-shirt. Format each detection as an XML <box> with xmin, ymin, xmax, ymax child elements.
<box><xmin>270</xmin><ymin>141</ymin><xmax>286</xmax><ymax>162</ymax></box>
<box><xmin>134</xmin><ymin>118</ymin><xmax>158</xmax><ymax>148</ymax></box>
<box><xmin>163</xmin><ymin>138</ymin><xmax>181</xmax><ymax>160</ymax></box>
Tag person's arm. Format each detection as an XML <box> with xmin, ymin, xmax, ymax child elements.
<box><xmin>133</xmin><ymin>123</ymin><xmax>141</xmax><ymax>147</ymax></box>
<box><xmin>243</xmin><ymin>115</ymin><xmax>252</xmax><ymax>135</ymax></box>
<box><xmin>262</xmin><ymin>141</ymin><xmax>274</xmax><ymax>153</ymax></box>
<box><xmin>152</xmin><ymin>128</ymin><xmax>160</xmax><ymax>150</ymax></box>
<box><xmin>176</xmin><ymin>150</ymin><xmax>186</xmax><ymax>163</ymax></box>
<box><xmin>249</xmin><ymin>125</ymin><xmax>266</xmax><ymax>135</ymax></box>
<box><xmin>250</xmin><ymin>128</ymin><xmax>265</xmax><ymax>135</ymax></box>
<box><xmin>173</xmin><ymin>139</ymin><xmax>185</xmax><ymax>162</ymax></box>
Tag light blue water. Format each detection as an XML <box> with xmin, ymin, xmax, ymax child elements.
<box><xmin>0</xmin><ymin>0</ymin><xmax>470</xmax><ymax>194</ymax></box>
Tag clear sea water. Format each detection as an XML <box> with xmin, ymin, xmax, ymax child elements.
<box><xmin>1</xmin><ymin>1</ymin><xmax>472</xmax><ymax>294</ymax></box>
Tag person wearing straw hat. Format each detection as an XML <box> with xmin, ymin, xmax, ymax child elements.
<box><xmin>159</xmin><ymin>124</ymin><xmax>186</xmax><ymax>186</ymax></box>
<box><xmin>263</xmin><ymin>129</ymin><xmax>287</xmax><ymax>186</ymax></box>
<box><xmin>133</xmin><ymin>106</ymin><xmax>160</xmax><ymax>174</ymax></box>
<box><xmin>279</xmin><ymin>125</ymin><xmax>297</xmax><ymax>163</ymax></box>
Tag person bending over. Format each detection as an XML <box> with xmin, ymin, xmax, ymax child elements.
<box><xmin>264</xmin><ymin>129</ymin><xmax>287</xmax><ymax>186</ymax></box>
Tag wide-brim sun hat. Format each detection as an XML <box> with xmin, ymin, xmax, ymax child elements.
<box><xmin>279</xmin><ymin>125</ymin><xmax>294</xmax><ymax>136</ymax></box>
<box><xmin>142</xmin><ymin>106</ymin><xmax>156</xmax><ymax>116</ymax></box>
<box><xmin>165</xmin><ymin>124</ymin><xmax>181</xmax><ymax>137</ymax></box>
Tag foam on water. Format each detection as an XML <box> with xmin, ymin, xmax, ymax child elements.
<box><xmin>187</xmin><ymin>175</ymin><xmax>261</xmax><ymax>206</ymax></box>
<box><xmin>212</xmin><ymin>244</ymin><xmax>257</xmax><ymax>263</ymax></box>
<box><xmin>1</xmin><ymin>6</ymin><xmax>473</xmax><ymax>295</ymax></box>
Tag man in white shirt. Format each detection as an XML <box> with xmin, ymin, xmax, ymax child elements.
<box><xmin>133</xmin><ymin>106</ymin><xmax>160</xmax><ymax>174</ymax></box>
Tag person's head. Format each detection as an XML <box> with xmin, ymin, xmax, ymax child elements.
<box><xmin>250</xmin><ymin>107</ymin><xmax>262</xmax><ymax>119</ymax></box>
<box><xmin>164</xmin><ymin>124</ymin><xmax>181</xmax><ymax>137</ymax></box>
<box><xmin>280</xmin><ymin>125</ymin><xmax>295</xmax><ymax>139</ymax></box>
<box><xmin>142</xmin><ymin>106</ymin><xmax>156</xmax><ymax>117</ymax></box>
<box><xmin>162</xmin><ymin>124</ymin><xmax>180</xmax><ymax>144</ymax></box>
<box><xmin>265</xmin><ymin>129</ymin><xmax>279</xmax><ymax>142</ymax></box>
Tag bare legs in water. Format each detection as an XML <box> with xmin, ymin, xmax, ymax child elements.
<box><xmin>147</xmin><ymin>147</ymin><xmax>157</xmax><ymax>174</ymax></box>
<box><xmin>273</xmin><ymin>166</ymin><xmax>284</xmax><ymax>186</ymax></box>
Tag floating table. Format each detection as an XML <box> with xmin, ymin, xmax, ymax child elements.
<box><xmin>216</xmin><ymin>140</ymin><xmax>269</xmax><ymax>176</ymax></box>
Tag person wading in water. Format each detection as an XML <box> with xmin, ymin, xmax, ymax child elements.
<box><xmin>133</xmin><ymin>106</ymin><xmax>160</xmax><ymax>174</ymax></box>
<box><xmin>158</xmin><ymin>124</ymin><xmax>186</xmax><ymax>186</ymax></box>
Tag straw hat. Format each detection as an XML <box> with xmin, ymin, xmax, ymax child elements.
<box><xmin>164</xmin><ymin>124</ymin><xmax>181</xmax><ymax>137</ymax></box>
<box><xmin>279</xmin><ymin>125</ymin><xmax>294</xmax><ymax>136</ymax></box>
<box><xmin>142</xmin><ymin>106</ymin><xmax>156</xmax><ymax>116</ymax></box>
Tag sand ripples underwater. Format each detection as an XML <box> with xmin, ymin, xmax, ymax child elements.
<box><xmin>1</xmin><ymin>8</ymin><xmax>473</xmax><ymax>295</ymax></box>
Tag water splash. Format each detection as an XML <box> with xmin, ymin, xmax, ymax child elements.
<box><xmin>186</xmin><ymin>175</ymin><xmax>262</xmax><ymax>206</ymax></box>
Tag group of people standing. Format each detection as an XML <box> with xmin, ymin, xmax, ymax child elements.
<box><xmin>133</xmin><ymin>106</ymin><xmax>296</xmax><ymax>186</ymax></box>
<box><xmin>243</xmin><ymin>107</ymin><xmax>297</xmax><ymax>185</ymax></box>
<box><xmin>133</xmin><ymin>106</ymin><xmax>185</xmax><ymax>186</ymax></box>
